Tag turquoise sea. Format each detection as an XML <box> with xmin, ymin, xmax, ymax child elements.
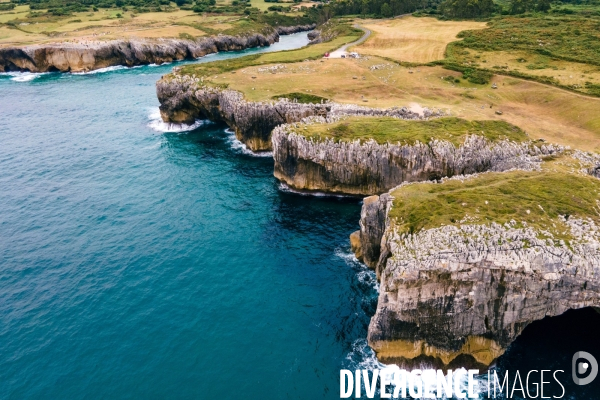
<box><xmin>2</xmin><ymin>32</ymin><xmax>600</xmax><ymax>399</ymax></box>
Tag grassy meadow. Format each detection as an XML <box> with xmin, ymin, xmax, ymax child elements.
<box><xmin>193</xmin><ymin>54</ymin><xmax>600</xmax><ymax>151</ymax></box>
<box><xmin>292</xmin><ymin>116</ymin><xmax>528</xmax><ymax>146</ymax></box>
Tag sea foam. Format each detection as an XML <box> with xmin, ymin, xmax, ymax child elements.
<box><xmin>147</xmin><ymin>108</ymin><xmax>206</xmax><ymax>133</ymax></box>
<box><xmin>224</xmin><ymin>128</ymin><xmax>273</xmax><ymax>157</ymax></box>
<box><xmin>1</xmin><ymin>72</ymin><xmax>46</xmax><ymax>82</ymax></box>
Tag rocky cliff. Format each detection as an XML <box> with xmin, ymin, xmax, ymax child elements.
<box><xmin>0</xmin><ymin>25</ymin><xmax>315</xmax><ymax>73</ymax></box>
<box><xmin>355</xmin><ymin>173</ymin><xmax>600</xmax><ymax>369</ymax></box>
<box><xmin>157</xmin><ymin>78</ymin><xmax>433</xmax><ymax>151</ymax></box>
<box><xmin>272</xmin><ymin>121</ymin><xmax>561</xmax><ymax>196</ymax></box>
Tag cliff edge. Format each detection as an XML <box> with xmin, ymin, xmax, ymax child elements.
<box><xmin>355</xmin><ymin>168</ymin><xmax>600</xmax><ymax>368</ymax></box>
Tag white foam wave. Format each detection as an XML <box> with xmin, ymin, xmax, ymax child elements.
<box><xmin>278</xmin><ymin>183</ymin><xmax>357</xmax><ymax>198</ymax></box>
<box><xmin>224</xmin><ymin>128</ymin><xmax>273</xmax><ymax>157</ymax></box>
<box><xmin>346</xmin><ymin>338</ymin><xmax>386</xmax><ymax>371</ymax></box>
<box><xmin>147</xmin><ymin>108</ymin><xmax>206</xmax><ymax>133</ymax></box>
<box><xmin>2</xmin><ymin>72</ymin><xmax>45</xmax><ymax>82</ymax></box>
<box><xmin>71</xmin><ymin>65</ymin><xmax>127</xmax><ymax>75</ymax></box>
<box><xmin>335</xmin><ymin>248</ymin><xmax>379</xmax><ymax>292</ymax></box>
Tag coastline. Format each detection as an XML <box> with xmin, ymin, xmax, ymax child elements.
<box><xmin>156</xmin><ymin>59</ymin><xmax>600</xmax><ymax>369</ymax></box>
<box><xmin>0</xmin><ymin>24</ymin><xmax>315</xmax><ymax>73</ymax></box>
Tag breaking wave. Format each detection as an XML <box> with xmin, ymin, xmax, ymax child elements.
<box><xmin>147</xmin><ymin>108</ymin><xmax>206</xmax><ymax>133</ymax></box>
<box><xmin>71</xmin><ymin>65</ymin><xmax>128</xmax><ymax>75</ymax></box>
<box><xmin>1</xmin><ymin>72</ymin><xmax>47</xmax><ymax>82</ymax></box>
<box><xmin>278</xmin><ymin>183</ymin><xmax>359</xmax><ymax>198</ymax></box>
<box><xmin>224</xmin><ymin>128</ymin><xmax>273</xmax><ymax>157</ymax></box>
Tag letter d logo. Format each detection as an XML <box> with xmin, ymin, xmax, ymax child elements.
<box><xmin>572</xmin><ymin>351</ymin><xmax>598</xmax><ymax>385</ymax></box>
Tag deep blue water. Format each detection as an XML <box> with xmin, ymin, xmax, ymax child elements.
<box><xmin>2</xmin><ymin>32</ymin><xmax>600</xmax><ymax>400</ymax></box>
<box><xmin>0</xmin><ymin>33</ymin><xmax>380</xmax><ymax>399</ymax></box>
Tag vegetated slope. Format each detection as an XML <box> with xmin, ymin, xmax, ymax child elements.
<box><xmin>445</xmin><ymin>15</ymin><xmax>600</xmax><ymax>96</ymax></box>
<box><xmin>177</xmin><ymin>21</ymin><xmax>362</xmax><ymax>77</ymax></box>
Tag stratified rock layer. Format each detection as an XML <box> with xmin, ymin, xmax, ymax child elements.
<box><xmin>272</xmin><ymin>122</ymin><xmax>561</xmax><ymax>195</ymax></box>
<box><xmin>357</xmin><ymin>179</ymin><xmax>600</xmax><ymax>368</ymax></box>
<box><xmin>0</xmin><ymin>25</ymin><xmax>315</xmax><ymax>73</ymax></box>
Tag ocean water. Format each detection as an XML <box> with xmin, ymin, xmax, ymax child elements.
<box><xmin>1</xmin><ymin>32</ymin><xmax>600</xmax><ymax>400</ymax></box>
<box><xmin>0</xmin><ymin>33</ymin><xmax>377</xmax><ymax>399</ymax></box>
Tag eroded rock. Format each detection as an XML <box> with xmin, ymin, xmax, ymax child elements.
<box><xmin>272</xmin><ymin>122</ymin><xmax>561</xmax><ymax>195</ymax></box>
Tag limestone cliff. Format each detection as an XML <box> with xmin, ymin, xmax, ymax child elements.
<box><xmin>0</xmin><ymin>25</ymin><xmax>315</xmax><ymax>73</ymax></box>
<box><xmin>355</xmin><ymin>175</ymin><xmax>600</xmax><ymax>369</ymax></box>
<box><xmin>272</xmin><ymin>122</ymin><xmax>561</xmax><ymax>196</ymax></box>
<box><xmin>157</xmin><ymin>77</ymin><xmax>432</xmax><ymax>151</ymax></box>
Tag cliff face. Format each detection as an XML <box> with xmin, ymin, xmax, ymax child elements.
<box><xmin>0</xmin><ymin>25</ymin><xmax>315</xmax><ymax>73</ymax></box>
<box><xmin>272</xmin><ymin>125</ymin><xmax>561</xmax><ymax>196</ymax></box>
<box><xmin>157</xmin><ymin>78</ymin><xmax>332</xmax><ymax>151</ymax></box>
<box><xmin>157</xmin><ymin>77</ymin><xmax>430</xmax><ymax>151</ymax></box>
<box><xmin>356</xmin><ymin>181</ymin><xmax>600</xmax><ymax>369</ymax></box>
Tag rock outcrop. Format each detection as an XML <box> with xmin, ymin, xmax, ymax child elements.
<box><xmin>157</xmin><ymin>77</ymin><xmax>433</xmax><ymax>151</ymax></box>
<box><xmin>355</xmin><ymin>176</ymin><xmax>600</xmax><ymax>369</ymax></box>
<box><xmin>0</xmin><ymin>25</ymin><xmax>315</xmax><ymax>73</ymax></box>
<box><xmin>272</xmin><ymin>122</ymin><xmax>561</xmax><ymax>195</ymax></box>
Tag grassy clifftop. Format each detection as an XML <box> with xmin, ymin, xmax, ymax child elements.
<box><xmin>291</xmin><ymin>116</ymin><xmax>529</xmax><ymax>146</ymax></box>
<box><xmin>388</xmin><ymin>165</ymin><xmax>600</xmax><ymax>240</ymax></box>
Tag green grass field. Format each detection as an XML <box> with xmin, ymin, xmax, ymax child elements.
<box><xmin>388</xmin><ymin>165</ymin><xmax>600</xmax><ymax>240</ymax></box>
<box><xmin>444</xmin><ymin>15</ymin><xmax>600</xmax><ymax>96</ymax></box>
<box><xmin>292</xmin><ymin>116</ymin><xmax>528</xmax><ymax>146</ymax></box>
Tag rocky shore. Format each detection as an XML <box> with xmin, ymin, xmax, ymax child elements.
<box><xmin>352</xmin><ymin>173</ymin><xmax>600</xmax><ymax>368</ymax></box>
<box><xmin>0</xmin><ymin>24</ymin><xmax>315</xmax><ymax>73</ymax></box>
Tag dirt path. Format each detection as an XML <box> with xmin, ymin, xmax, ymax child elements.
<box><xmin>328</xmin><ymin>25</ymin><xmax>371</xmax><ymax>58</ymax></box>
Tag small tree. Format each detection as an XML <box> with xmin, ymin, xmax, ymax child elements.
<box><xmin>440</xmin><ymin>0</ymin><xmax>495</xmax><ymax>18</ymax></box>
<box><xmin>380</xmin><ymin>2</ymin><xmax>392</xmax><ymax>17</ymax></box>
<box><xmin>536</xmin><ymin>0</ymin><xmax>551</xmax><ymax>12</ymax></box>
<box><xmin>509</xmin><ymin>0</ymin><xmax>535</xmax><ymax>14</ymax></box>
<box><xmin>361</xmin><ymin>0</ymin><xmax>369</xmax><ymax>16</ymax></box>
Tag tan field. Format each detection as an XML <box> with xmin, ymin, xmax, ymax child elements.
<box><xmin>352</xmin><ymin>16</ymin><xmax>487</xmax><ymax>63</ymax></box>
<box><xmin>209</xmin><ymin>56</ymin><xmax>600</xmax><ymax>151</ymax></box>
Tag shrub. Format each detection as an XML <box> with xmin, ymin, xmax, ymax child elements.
<box><xmin>462</xmin><ymin>68</ymin><xmax>493</xmax><ymax>84</ymax></box>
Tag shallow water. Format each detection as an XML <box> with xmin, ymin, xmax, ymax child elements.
<box><xmin>1</xmin><ymin>32</ymin><xmax>599</xmax><ymax>399</ymax></box>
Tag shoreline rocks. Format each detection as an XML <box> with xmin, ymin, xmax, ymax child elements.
<box><xmin>354</xmin><ymin>175</ymin><xmax>600</xmax><ymax>369</ymax></box>
<box><xmin>0</xmin><ymin>24</ymin><xmax>316</xmax><ymax>73</ymax></box>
